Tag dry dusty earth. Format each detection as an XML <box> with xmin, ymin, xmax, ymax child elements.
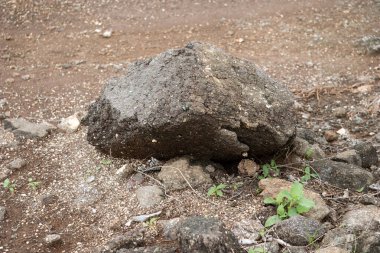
<box><xmin>0</xmin><ymin>0</ymin><xmax>379</xmax><ymax>252</ymax></box>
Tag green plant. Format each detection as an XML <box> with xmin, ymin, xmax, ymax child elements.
<box><xmin>207</xmin><ymin>183</ymin><xmax>226</xmax><ymax>197</ymax></box>
<box><xmin>100</xmin><ymin>159</ymin><xmax>112</xmax><ymax>165</ymax></box>
<box><xmin>232</xmin><ymin>182</ymin><xmax>243</xmax><ymax>191</ymax></box>
<box><xmin>28</xmin><ymin>178</ymin><xmax>40</xmax><ymax>190</ymax></box>
<box><xmin>3</xmin><ymin>178</ymin><xmax>16</xmax><ymax>193</ymax></box>
<box><xmin>300</xmin><ymin>166</ymin><xmax>318</xmax><ymax>183</ymax></box>
<box><xmin>305</xmin><ymin>147</ymin><xmax>314</xmax><ymax>160</ymax></box>
<box><xmin>263</xmin><ymin>181</ymin><xmax>315</xmax><ymax>227</ymax></box>
<box><xmin>144</xmin><ymin>217</ymin><xmax>159</xmax><ymax>229</ymax></box>
<box><xmin>258</xmin><ymin>159</ymin><xmax>280</xmax><ymax>179</ymax></box>
<box><xmin>248</xmin><ymin>247</ymin><xmax>268</xmax><ymax>253</ymax></box>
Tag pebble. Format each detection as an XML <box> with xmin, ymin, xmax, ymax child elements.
<box><xmin>333</xmin><ymin>107</ymin><xmax>347</xmax><ymax>118</ymax></box>
<box><xmin>45</xmin><ymin>234</ymin><xmax>62</xmax><ymax>246</ymax></box>
<box><xmin>136</xmin><ymin>185</ymin><xmax>164</xmax><ymax>208</ymax></box>
<box><xmin>21</xmin><ymin>74</ymin><xmax>30</xmax><ymax>80</ymax></box>
<box><xmin>7</xmin><ymin>158</ymin><xmax>26</xmax><ymax>170</ymax></box>
<box><xmin>0</xmin><ymin>206</ymin><xmax>6</xmax><ymax>221</ymax></box>
<box><xmin>102</xmin><ymin>29</ymin><xmax>113</xmax><ymax>38</ymax></box>
<box><xmin>324</xmin><ymin>130</ymin><xmax>338</xmax><ymax>142</ymax></box>
<box><xmin>57</xmin><ymin>114</ymin><xmax>81</xmax><ymax>133</ymax></box>
<box><xmin>237</xmin><ymin>159</ymin><xmax>259</xmax><ymax>177</ymax></box>
<box><xmin>5</xmin><ymin>78</ymin><xmax>14</xmax><ymax>84</ymax></box>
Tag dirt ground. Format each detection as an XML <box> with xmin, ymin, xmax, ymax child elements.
<box><xmin>0</xmin><ymin>0</ymin><xmax>379</xmax><ymax>252</ymax></box>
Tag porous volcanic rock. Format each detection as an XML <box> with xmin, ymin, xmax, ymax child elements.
<box><xmin>86</xmin><ymin>42</ymin><xmax>296</xmax><ymax>161</ymax></box>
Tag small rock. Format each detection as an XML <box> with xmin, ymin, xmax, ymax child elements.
<box><xmin>250</xmin><ymin>241</ymin><xmax>280</xmax><ymax>253</ymax></box>
<box><xmin>4</xmin><ymin>118</ymin><xmax>55</xmax><ymax>139</ymax></box>
<box><xmin>357</xmin><ymin>231</ymin><xmax>380</xmax><ymax>253</ymax></box>
<box><xmin>232</xmin><ymin>219</ymin><xmax>264</xmax><ymax>244</ymax></box>
<box><xmin>336</xmin><ymin>128</ymin><xmax>348</xmax><ymax>136</ymax></box>
<box><xmin>315</xmin><ymin>246</ymin><xmax>350</xmax><ymax>253</ymax></box>
<box><xmin>96</xmin><ymin>234</ymin><xmax>144</xmax><ymax>253</ymax></box>
<box><xmin>135</xmin><ymin>185</ymin><xmax>164</xmax><ymax>208</ymax></box>
<box><xmin>86</xmin><ymin>175</ymin><xmax>96</xmax><ymax>183</ymax></box>
<box><xmin>40</xmin><ymin>194</ymin><xmax>58</xmax><ymax>206</ymax></box>
<box><xmin>57</xmin><ymin>114</ymin><xmax>81</xmax><ymax>133</ymax></box>
<box><xmin>115</xmin><ymin>245</ymin><xmax>178</xmax><ymax>253</ymax></box>
<box><xmin>0</xmin><ymin>206</ymin><xmax>6</xmax><ymax>221</ymax></box>
<box><xmin>321</xmin><ymin>228</ymin><xmax>356</xmax><ymax>252</ymax></box>
<box><xmin>291</xmin><ymin>137</ymin><xmax>326</xmax><ymax>160</ymax></box>
<box><xmin>116</xmin><ymin>163</ymin><xmax>135</xmax><ymax>179</ymax></box>
<box><xmin>0</xmin><ymin>98</ymin><xmax>8</xmax><ymax>109</ymax></box>
<box><xmin>296</xmin><ymin>128</ymin><xmax>321</xmax><ymax>145</ymax></box>
<box><xmin>259</xmin><ymin>178</ymin><xmax>330</xmax><ymax>221</ymax></box>
<box><xmin>157</xmin><ymin>217</ymin><xmax>181</xmax><ymax>240</ymax></box>
<box><xmin>274</xmin><ymin>216</ymin><xmax>325</xmax><ymax>246</ymax></box>
<box><xmin>282</xmin><ymin>246</ymin><xmax>308</xmax><ymax>253</ymax></box>
<box><xmin>354</xmin><ymin>142</ymin><xmax>378</xmax><ymax>168</ymax></box>
<box><xmin>324</xmin><ymin>130</ymin><xmax>338</xmax><ymax>142</ymax></box>
<box><xmin>359</xmin><ymin>195</ymin><xmax>379</xmax><ymax>205</ymax></box>
<box><xmin>7</xmin><ymin>158</ymin><xmax>26</xmax><ymax>170</ymax></box>
<box><xmin>312</xmin><ymin>160</ymin><xmax>374</xmax><ymax>190</ymax></box>
<box><xmin>126</xmin><ymin>173</ymin><xmax>144</xmax><ymax>189</ymax></box>
<box><xmin>157</xmin><ymin>157</ymin><xmax>212</xmax><ymax>191</ymax></box>
<box><xmin>5</xmin><ymin>78</ymin><xmax>14</xmax><ymax>84</ymax></box>
<box><xmin>205</xmin><ymin>165</ymin><xmax>216</xmax><ymax>173</ymax></box>
<box><xmin>102</xmin><ymin>29</ymin><xmax>113</xmax><ymax>38</ymax></box>
<box><xmin>340</xmin><ymin>205</ymin><xmax>380</xmax><ymax>233</ymax></box>
<box><xmin>21</xmin><ymin>74</ymin><xmax>30</xmax><ymax>80</ymax></box>
<box><xmin>332</xmin><ymin>150</ymin><xmax>362</xmax><ymax>167</ymax></box>
<box><xmin>45</xmin><ymin>234</ymin><xmax>62</xmax><ymax>246</ymax></box>
<box><xmin>237</xmin><ymin>159</ymin><xmax>259</xmax><ymax>177</ymax></box>
<box><xmin>333</xmin><ymin>107</ymin><xmax>347</xmax><ymax>118</ymax></box>
<box><xmin>178</xmin><ymin>216</ymin><xmax>244</xmax><ymax>253</ymax></box>
<box><xmin>357</xmin><ymin>36</ymin><xmax>380</xmax><ymax>54</ymax></box>
<box><xmin>0</xmin><ymin>168</ymin><xmax>11</xmax><ymax>181</ymax></box>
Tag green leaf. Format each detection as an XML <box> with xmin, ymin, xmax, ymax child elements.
<box><xmin>276</xmin><ymin>190</ymin><xmax>291</xmax><ymax>205</ymax></box>
<box><xmin>288</xmin><ymin>207</ymin><xmax>298</xmax><ymax>217</ymax></box>
<box><xmin>3</xmin><ymin>178</ymin><xmax>10</xmax><ymax>188</ymax></box>
<box><xmin>216</xmin><ymin>183</ymin><xmax>226</xmax><ymax>190</ymax></box>
<box><xmin>277</xmin><ymin>204</ymin><xmax>287</xmax><ymax>218</ymax></box>
<box><xmin>216</xmin><ymin>190</ymin><xmax>223</xmax><ymax>197</ymax></box>
<box><xmin>265</xmin><ymin>215</ymin><xmax>282</xmax><ymax>228</ymax></box>
<box><xmin>356</xmin><ymin>187</ymin><xmax>365</xmax><ymax>193</ymax></box>
<box><xmin>9</xmin><ymin>187</ymin><xmax>14</xmax><ymax>193</ymax></box>
<box><xmin>207</xmin><ymin>186</ymin><xmax>216</xmax><ymax>196</ymax></box>
<box><xmin>296</xmin><ymin>197</ymin><xmax>315</xmax><ymax>213</ymax></box>
<box><xmin>290</xmin><ymin>181</ymin><xmax>303</xmax><ymax>200</ymax></box>
<box><xmin>100</xmin><ymin>159</ymin><xmax>112</xmax><ymax>165</ymax></box>
<box><xmin>262</xmin><ymin>164</ymin><xmax>270</xmax><ymax>178</ymax></box>
<box><xmin>264</xmin><ymin>197</ymin><xmax>276</xmax><ymax>205</ymax></box>
<box><xmin>305</xmin><ymin>148</ymin><xmax>314</xmax><ymax>160</ymax></box>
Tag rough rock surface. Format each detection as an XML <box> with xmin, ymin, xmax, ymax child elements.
<box><xmin>115</xmin><ymin>245</ymin><xmax>178</xmax><ymax>253</ymax></box>
<box><xmin>321</xmin><ymin>228</ymin><xmax>356</xmax><ymax>252</ymax></box>
<box><xmin>354</xmin><ymin>142</ymin><xmax>378</xmax><ymax>168</ymax></box>
<box><xmin>232</xmin><ymin>219</ymin><xmax>264</xmax><ymax>243</ymax></box>
<box><xmin>3</xmin><ymin>118</ymin><xmax>55</xmax><ymax>139</ymax></box>
<box><xmin>312</xmin><ymin>160</ymin><xmax>374</xmax><ymax>190</ymax></box>
<box><xmin>86</xmin><ymin>42</ymin><xmax>296</xmax><ymax>161</ymax></box>
<box><xmin>340</xmin><ymin>205</ymin><xmax>380</xmax><ymax>233</ymax></box>
<box><xmin>57</xmin><ymin>113</ymin><xmax>81</xmax><ymax>133</ymax></box>
<box><xmin>7</xmin><ymin>158</ymin><xmax>26</xmax><ymax>170</ymax></box>
<box><xmin>259</xmin><ymin>178</ymin><xmax>330</xmax><ymax>221</ymax></box>
<box><xmin>274</xmin><ymin>215</ymin><xmax>325</xmax><ymax>246</ymax></box>
<box><xmin>315</xmin><ymin>247</ymin><xmax>350</xmax><ymax>253</ymax></box>
<box><xmin>135</xmin><ymin>185</ymin><xmax>164</xmax><ymax>208</ymax></box>
<box><xmin>157</xmin><ymin>157</ymin><xmax>212</xmax><ymax>191</ymax></box>
<box><xmin>177</xmin><ymin>216</ymin><xmax>244</xmax><ymax>253</ymax></box>
<box><xmin>332</xmin><ymin>150</ymin><xmax>362</xmax><ymax>167</ymax></box>
<box><xmin>237</xmin><ymin>159</ymin><xmax>259</xmax><ymax>177</ymax></box>
<box><xmin>0</xmin><ymin>206</ymin><xmax>6</xmax><ymax>221</ymax></box>
<box><xmin>250</xmin><ymin>241</ymin><xmax>280</xmax><ymax>253</ymax></box>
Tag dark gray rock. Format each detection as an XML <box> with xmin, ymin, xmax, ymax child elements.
<box><xmin>332</xmin><ymin>150</ymin><xmax>362</xmax><ymax>167</ymax></box>
<box><xmin>157</xmin><ymin>218</ymin><xmax>181</xmax><ymax>240</ymax></box>
<box><xmin>354</xmin><ymin>142</ymin><xmax>378</xmax><ymax>168</ymax></box>
<box><xmin>177</xmin><ymin>216</ymin><xmax>244</xmax><ymax>253</ymax></box>
<box><xmin>115</xmin><ymin>245</ymin><xmax>178</xmax><ymax>253</ymax></box>
<box><xmin>96</xmin><ymin>234</ymin><xmax>144</xmax><ymax>253</ymax></box>
<box><xmin>357</xmin><ymin>231</ymin><xmax>380</xmax><ymax>253</ymax></box>
<box><xmin>4</xmin><ymin>118</ymin><xmax>55</xmax><ymax>139</ymax></box>
<box><xmin>86</xmin><ymin>42</ymin><xmax>296</xmax><ymax>161</ymax></box>
<box><xmin>311</xmin><ymin>160</ymin><xmax>374</xmax><ymax>190</ymax></box>
<box><xmin>135</xmin><ymin>185</ymin><xmax>164</xmax><ymax>208</ymax></box>
<box><xmin>274</xmin><ymin>216</ymin><xmax>325</xmax><ymax>246</ymax></box>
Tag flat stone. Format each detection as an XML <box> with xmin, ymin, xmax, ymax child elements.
<box><xmin>332</xmin><ymin>150</ymin><xmax>362</xmax><ymax>167</ymax></box>
<box><xmin>311</xmin><ymin>160</ymin><xmax>374</xmax><ymax>190</ymax></box>
<box><xmin>178</xmin><ymin>216</ymin><xmax>244</xmax><ymax>253</ymax></box>
<box><xmin>340</xmin><ymin>205</ymin><xmax>380</xmax><ymax>233</ymax></box>
<box><xmin>135</xmin><ymin>185</ymin><xmax>164</xmax><ymax>208</ymax></box>
<box><xmin>7</xmin><ymin>158</ymin><xmax>26</xmax><ymax>170</ymax></box>
<box><xmin>232</xmin><ymin>219</ymin><xmax>264</xmax><ymax>243</ymax></box>
<box><xmin>259</xmin><ymin>178</ymin><xmax>330</xmax><ymax>221</ymax></box>
<box><xmin>274</xmin><ymin>215</ymin><xmax>325</xmax><ymax>246</ymax></box>
<box><xmin>4</xmin><ymin>118</ymin><xmax>55</xmax><ymax>139</ymax></box>
<box><xmin>157</xmin><ymin>157</ymin><xmax>212</xmax><ymax>191</ymax></box>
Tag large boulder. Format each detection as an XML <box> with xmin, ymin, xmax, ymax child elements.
<box><xmin>86</xmin><ymin>42</ymin><xmax>296</xmax><ymax>161</ymax></box>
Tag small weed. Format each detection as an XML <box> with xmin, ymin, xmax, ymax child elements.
<box><xmin>248</xmin><ymin>247</ymin><xmax>268</xmax><ymax>253</ymax></box>
<box><xmin>3</xmin><ymin>178</ymin><xmax>16</xmax><ymax>193</ymax></box>
<box><xmin>207</xmin><ymin>183</ymin><xmax>226</xmax><ymax>197</ymax></box>
<box><xmin>144</xmin><ymin>217</ymin><xmax>159</xmax><ymax>229</ymax></box>
<box><xmin>356</xmin><ymin>186</ymin><xmax>365</xmax><ymax>193</ymax></box>
<box><xmin>100</xmin><ymin>159</ymin><xmax>112</xmax><ymax>165</ymax></box>
<box><xmin>232</xmin><ymin>182</ymin><xmax>243</xmax><ymax>191</ymax></box>
<box><xmin>28</xmin><ymin>178</ymin><xmax>40</xmax><ymax>190</ymax></box>
<box><xmin>263</xmin><ymin>181</ymin><xmax>315</xmax><ymax>227</ymax></box>
<box><xmin>258</xmin><ymin>159</ymin><xmax>280</xmax><ymax>179</ymax></box>
<box><xmin>300</xmin><ymin>166</ymin><xmax>318</xmax><ymax>183</ymax></box>
<box><xmin>305</xmin><ymin>147</ymin><xmax>314</xmax><ymax>160</ymax></box>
